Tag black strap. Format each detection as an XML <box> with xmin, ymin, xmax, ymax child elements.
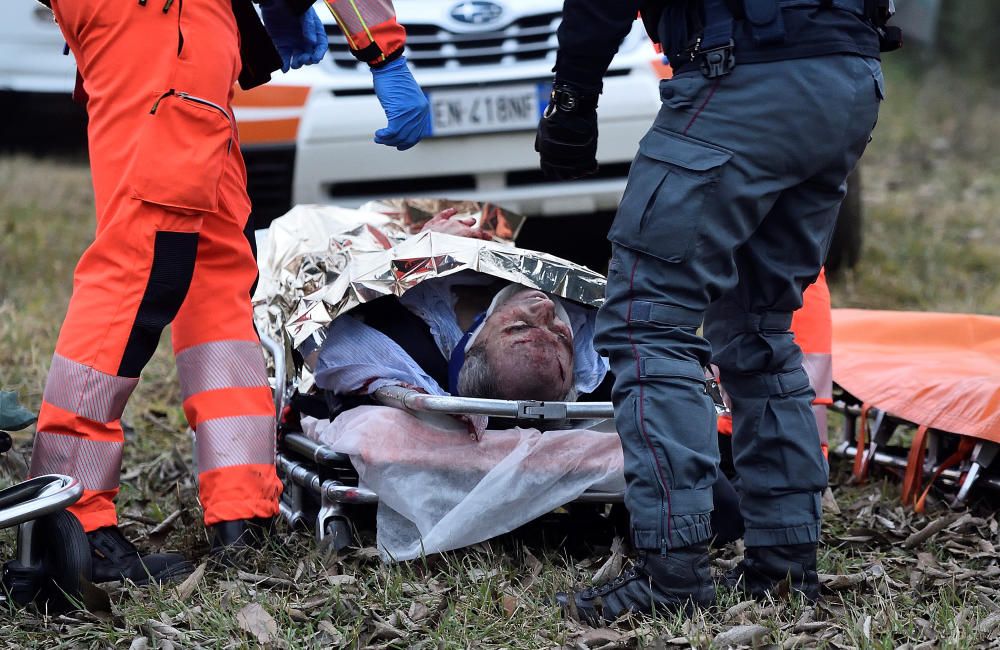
<box><xmin>232</xmin><ymin>0</ymin><xmax>282</xmax><ymax>91</ymax></box>
<box><xmin>701</xmin><ymin>0</ymin><xmax>735</xmax><ymax>50</ymax></box>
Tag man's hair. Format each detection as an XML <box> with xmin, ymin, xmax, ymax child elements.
<box><xmin>456</xmin><ymin>343</ymin><xmax>502</xmax><ymax>399</ymax></box>
<box><xmin>457</xmin><ymin>341</ymin><xmax>575</xmax><ymax>402</ymax></box>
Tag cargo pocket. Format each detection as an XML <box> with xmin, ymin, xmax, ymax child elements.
<box><xmin>128</xmin><ymin>90</ymin><xmax>234</xmax><ymax>214</ymax></box>
<box><xmin>609</xmin><ymin>128</ymin><xmax>731</xmax><ymax>263</ymax></box>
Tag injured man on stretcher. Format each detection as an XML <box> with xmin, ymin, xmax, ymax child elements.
<box><xmin>285</xmin><ymin>206</ymin><xmax>745</xmax><ymax>561</ymax></box>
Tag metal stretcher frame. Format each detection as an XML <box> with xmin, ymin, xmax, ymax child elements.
<box><xmin>261</xmin><ymin>334</ymin><xmax>626</xmax><ymax>549</ymax></box>
<box><xmin>830</xmin><ymin>396</ymin><xmax>1000</xmax><ymax>505</ymax></box>
<box><xmin>0</xmin><ymin>474</ymin><xmax>84</xmax><ymax>593</ymax></box>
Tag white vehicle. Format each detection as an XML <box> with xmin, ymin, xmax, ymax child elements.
<box><xmin>0</xmin><ymin>0</ymin><xmax>661</xmax><ymax>224</ymax></box>
<box><xmin>0</xmin><ymin>3</ymin><xmax>75</xmax><ymax>95</ymax></box>
<box><xmin>233</xmin><ymin>0</ymin><xmax>665</xmax><ymax>225</ymax></box>
<box><xmin>0</xmin><ymin>2</ymin><xmax>85</xmax><ymax>149</ymax></box>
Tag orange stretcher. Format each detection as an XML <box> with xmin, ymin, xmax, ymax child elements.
<box><xmin>831</xmin><ymin>309</ymin><xmax>1000</xmax><ymax>510</ymax></box>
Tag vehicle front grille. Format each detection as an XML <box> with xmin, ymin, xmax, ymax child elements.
<box><xmin>244</xmin><ymin>144</ymin><xmax>296</xmax><ymax>230</ymax></box>
<box><xmin>325</xmin><ymin>12</ymin><xmax>560</xmax><ymax>71</ymax></box>
<box><xmin>325</xmin><ymin>174</ymin><xmax>477</xmax><ymax>199</ymax></box>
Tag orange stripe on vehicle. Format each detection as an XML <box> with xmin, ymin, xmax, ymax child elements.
<box><xmin>237</xmin><ymin>118</ymin><xmax>300</xmax><ymax>145</ymax></box>
<box><xmin>232</xmin><ymin>85</ymin><xmax>310</xmax><ymax>108</ymax></box>
<box><xmin>183</xmin><ymin>385</ymin><xmax>276</xmax><ymax>428</ymax></box>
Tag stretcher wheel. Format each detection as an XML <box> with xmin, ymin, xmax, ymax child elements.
<box><xmin>321</xmin><ymin>517</ymin><xmax>353</xmax><ymax>553</ymax></box>
<box><xmin>2</xmin><ymin>510</ymin><xmax>91</xmax><ymax>612</ymax></box>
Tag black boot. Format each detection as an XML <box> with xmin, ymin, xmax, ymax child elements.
<box><xmin>556</xmin><ymin>544</ymin><xmax>715</xmax><ymax>625</ymax></box>
<box><xmin>87</xmin><ymin>526</ymin><xmax>194</xmax><ymax>585</ymax></box>
<box><xmin>208</xmin><ymin>517</ymin><xmax>274</xmax><ymax>565</ymax></box>
<box><xmin>722</xmin><ymin>543</ymin><xmax>820</xmax><ymax>602</ymax></box>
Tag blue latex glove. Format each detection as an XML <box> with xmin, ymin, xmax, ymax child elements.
<box><xmin>370</xmin><ymin>56</ymin><xmax>431</xmax><ymax>151</ymax></box>
<box><xmin>260</xmin><ymin>1</ymin><xmax>327</xmax><ymax>73</ymax></box>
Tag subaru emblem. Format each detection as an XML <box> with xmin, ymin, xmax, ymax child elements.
<box><xmin>450</xmin><ymin>1</ymin><xmax>504</xmax><ymax>26</ymax></box>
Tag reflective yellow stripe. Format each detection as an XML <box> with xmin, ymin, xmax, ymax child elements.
<box><xmin>346</xmin><ymin>0</ymin><xmax>377</xmax><ymax>47</ymax></box>
<box><xmin>324</xmin><ymin>0</ymin><xmax>358</xmax><ymax>50</ymax></box>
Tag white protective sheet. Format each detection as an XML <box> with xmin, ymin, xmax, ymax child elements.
<box><xmin>303</xmin><ymin>406</ymin><xmax>625</xmax><ymax>561</ymax></box>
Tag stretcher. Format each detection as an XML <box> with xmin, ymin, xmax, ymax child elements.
<box><xmin>262</xmin><ymin>334</ymin><xmax>640</xmax><ymax>552</ymax></box>
<box><xmin>0</xmin><ymin>429</ymin><xmax>89</xmax><ymax>610</ymax></box>
<box><xmin>829</xmin><ymin>309</ymin><xmax>1000</xmax><ymax>510</ymax></box>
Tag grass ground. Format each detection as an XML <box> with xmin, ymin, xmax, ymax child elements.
<box><xmin>1</xmin><ymin>57</ymin><xmax>998</xmax><ymax>648</ymax></box>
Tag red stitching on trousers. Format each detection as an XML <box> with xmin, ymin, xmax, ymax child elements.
<box><xmin>626</xmin><ymin>256</ymin><xmax>673</xmax><ymax>548</ymax></box>
<box><xmin>683</xmin><ymin>78</ymin><xmax>721</xmax><ymax>135</ymax></box>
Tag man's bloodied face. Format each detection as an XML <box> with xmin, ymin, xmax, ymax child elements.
<box><xmin>476</xmin><ymin>288</ymin><xmax>575</xmax><ymax>401</ymax></box>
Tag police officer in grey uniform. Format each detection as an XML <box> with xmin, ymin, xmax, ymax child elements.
<box><xmin>535</xmin><ymin>0</ymin><xmax>899</xmax><ymax>624</ymax></box>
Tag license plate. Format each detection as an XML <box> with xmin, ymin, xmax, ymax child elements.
<box><xmin>428</xmin><ymin>83</ymin><xmax>549</xmax><ymax>137</ymax></box>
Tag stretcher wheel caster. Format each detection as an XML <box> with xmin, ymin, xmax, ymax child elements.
<box><xmin>320</xmin><ymin>517</ymin><xmax>353</xmax><ymax>553</ymax></box>
<box><xmin>2</xmin><ymin>509</ymin><xmax>91</xmax><ymax>613</ymax></box>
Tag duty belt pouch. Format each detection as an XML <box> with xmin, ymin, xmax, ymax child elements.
<box><xmin>864</xmin><ymin>0</ymin><xmax>902</xmax><ymax>51</ymax></box>
<box><xmin>742</xmin><ymin>0</ymin><xmax>785</xmax><ymax>45</ymax></box>
<box><xmin>232</xmin><ymin>0</ymin><xmax>282</xmax><ymax>90</ymax></box>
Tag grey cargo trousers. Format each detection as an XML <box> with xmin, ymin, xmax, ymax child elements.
<box><xmin>595</xmin><ymin>54</ymin><xmax>884</xmax><ymax>552</ymax></box>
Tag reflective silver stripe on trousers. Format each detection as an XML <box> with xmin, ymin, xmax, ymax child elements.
<box><xmin>803</xmin><ymin>353</ymin><xmax>832</xmax><ymax>445</ymax></box>
<box><xmin>176</xmin><ymin>340</ymin><xmax>269</xmax><ymax>400</ymax></box>
<box><xmin>813</xmin><ymin>405</ymin><xmax>829</xmax><ymax>447</ymax></box>
<box><xmin>802</xmin><ymin>352</ymin><xmax>833</xmax><ymax>401</ymax></box>
<box><xmin>195</xmin><ymin>414</ymin><xmax>276</xmax><ymax>473</ymax></box>
<box><xmin>43</xmin><ymin>353</ymin><xmax>139</xmax><ymax>423</ymax></box>
<box><xmin>30</xmin><ymin>431</ymin><xmax>123</xmax><ymax>492</ymax></box>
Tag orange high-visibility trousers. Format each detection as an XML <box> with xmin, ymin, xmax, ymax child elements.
<box><xmin>718</xmin><ymin>269</ymin><xmax>833</xmax><ymax>455</ymax></box>
<box><xmin>790</xmin><ymin>268</ymin><xmax>833</xmax><ymax>456</ymax></box>
<box><xmin>30</xmin><ymin>0</ymin><xmax>282</xmax><ymax>532</ymax></box>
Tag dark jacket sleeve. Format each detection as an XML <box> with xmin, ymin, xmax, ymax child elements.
<box><xmin>554</xmin><ymin>0</ymin><xmax>643</xmax><ymax>94</ymax></box>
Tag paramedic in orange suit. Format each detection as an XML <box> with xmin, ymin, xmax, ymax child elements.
<box><xmin>29</xmin><ymin>0</ymin><xmax>429</xmax><ymax>584</ymax></box>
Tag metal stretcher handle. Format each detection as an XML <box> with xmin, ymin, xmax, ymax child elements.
<box><xmin>0</xmin><ymin>475</ymin><xmax>83</xmax><ymax>530</ymax></box>
<box><xmin>259</xmin><ymin>334</ymin><xmax>286</xmax><ymax>419</ymax></box>
<box><xmin>373</xmin><ymin>385</ymin><xmax>615</xmax><ymax>421</ymax></box>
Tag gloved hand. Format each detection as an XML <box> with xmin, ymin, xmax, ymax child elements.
<box><xmin>371</xmin><ymin>56</ymin><xmax>431</xmax><ymax>151</ymax></box>
<box><xmin>535</xmin><ymin>83</ymin><xmax>599</xmax><ymax>181</ymax></box>
<box><xmin>259</xmin><ymin>1</ymin><xmax>327</xmax><ymax>73</ymax></box>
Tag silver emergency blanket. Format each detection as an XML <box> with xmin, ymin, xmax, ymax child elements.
<box><xmin>302</xmin><ymin>408</ymin><xmax>625</xmax><ymax>561</ymax></box>
<box><xmin>253</xmin><ymin>200</ymin><xmax>606</xmax><ymax>391</ymax></box>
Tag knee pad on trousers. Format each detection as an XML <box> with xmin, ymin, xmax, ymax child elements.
<box><xmin>707</xmin><ymin>309</ymin><xmax>802</xmax><ymax>378</ymax></box>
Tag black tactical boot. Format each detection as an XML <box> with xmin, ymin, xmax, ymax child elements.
<box><xmin>208</xmin><ymin>517</ymin><xmax>274</xmax><ymax>566</ymax></box>
<box><xmin>556</xmin><ymin>544</ymin><xmax>715</xmax><ymax>625</ymax></box>
<box><xmin>721</xmin><ymin>543</ymin><xmax>820</xmax><ymax>602</ymax></box>
<box><xmin>87</xmin><ymin>526</ymin><xmax>194</xmax><ymax>585</ymax></box>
